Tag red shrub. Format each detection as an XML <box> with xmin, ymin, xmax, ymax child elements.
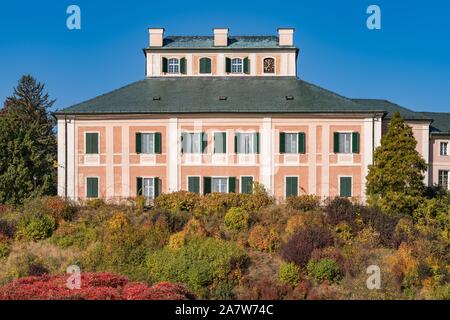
<box><xmin>0</xmin><ymin>272</ymin><xmax>195</xmax><ymax>300</ymax></box>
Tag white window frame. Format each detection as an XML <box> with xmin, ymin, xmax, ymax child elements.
<box><xmin>85</xmin><ymin>176</ymin><xmax>100</xmax><ymax>198</ymax></box>
<box><xmin>211</xmin><ymin>176</ymin><xmax>229</xmax><ymax>193</ymax></box>
<box><xmin>140</xmin><ymin>132</ymin><xmax>156</xmax><ymax>154</ymax></box>
<box><xmin>238</xmin><ymin>132</ymin><xmax>256</xmax><ymax>154</ymax></box>
<box><xmin>231</xmin><ymin>58</ymin><xmax>243</xmax><ymax>74</ymax></box>
<box><xmin>168</xmin><ymin>58</ymin><xmax>180</xmax><ymax>74</ymax></box>
<box><xmin>262</xmin><ymin>56</ymin><xmax>276</xmax><ymax>75</ymax></box>
<box><xmin>284</xmin><ymin>132</ymin><xmax>299</xmax><ymax>154</ymax></box>
<box><xmin>284</xmin><ymin>175</ymin><xmax>299</xmax><ymax>198</ymax></box>
<box><xmin>438</xmin><ymin>170</ymin><xmax>449</xmax><ymax>190</ymax></box>
<box><xmin>440</xmin><ymin>142</ymin><xmax>449</xmax><ymax>156</ymax></box>
<box><xmin>338</xmin><ymin>175</ymin><xmax>353</xmax><ymax>198</ymax></box>
<box><xmin>183</xmin><ymin>131</ymin><xmax>203</xmax><ymax>154</ymax></box>
<box><xmin>142</xmin><ymin>176</ymin><xmax>156</xmax><ymax>200</ymax></box>
<box><xmin>337</xmin><ymin>132</ymin><xmax>352</xmax><ymax>154</ymax></box>
<box><xmin>84</xmin><ymin>131</ymin><xmax>100</xmax><ymax>154</ymax></box>
<box><xmin>186</xmin><ymin>175</ymin><xmax>202</xmax><ymax>194</ymax></box>
<box><xmin>239</xmin><ymin>175</ymin><xmax>254</xmax><ymax>194</ymax></box>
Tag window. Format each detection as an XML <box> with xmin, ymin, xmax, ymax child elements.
<box><xmin>137</xmin><ymin>177</ymin><xmax>159</xmax><ymax>199</ymax></box>
<box><xmin>85</xmin><ymin>132</ymin><xmax>99</xmax><ymax>154</ymax></box>
<box><xmin>168</xmin><ymin>58</ymin><xmax>179</xmax><ymax>73</ymax></box>
<box><xmin>285</xmin><ymin>176</ymin><xmax>298</xmax><ymax>197</ymax></box>
<box><xmin>136</xmin><ymin>132</ymin><xmax>161</xmax><ymax>154</ymax></box>
<box><xmin>199</xmin><ymin>57</ymin><xmax>212</xmax><ymax>74</ymax></box>
<box><xmin>438</xmin><ymin>170</ymin><xmax>449</xmax><ymax>190</ymax></box>
<box><xmin>340</xmin><ymin>177</ymin><xmax>352</xmax><ymax>197</ymax></box>
<box><xmin>86</xmin><ymin>177</ymin><xmax>99</xmax><ymax>198</ymax></box>
<box><xmin>241</xmin><ymin>176</ymin><xmax>253</xmax><ymax>194</ymax></box>
<box><xmin>212</xmin><ymin>177</ymin><xmax>228</xmax><ymax>193</ymax></box>
<box><xmin>285</xmin><ymin>133</ymin><xmax>298</xmax><ymax>153</ymax></box>
<box><xmin>142</xmin><ymin>133</ymin><xmax>155</xmax><ymax>154</ymax></box>
<box><xmin>440</xmin><ymin>142</ymin><xmax>448</xmax><ymax>156</ymax></box>
<box><xmin>231</xmin><ymin>58</ymin><xmax>243</xmax><ymax>73</ymax></box>
<box><xmin>188</xmin><ymin>176</ymin><xmax>200</xmax><ymax>194</ymax></box>
<box><xmin>214</xmin><ymin>132</ymin><xmax>227</xmax><ymax>153</ymax></box>
<box><xmin>236</xmin><ymin>132</ymin><xmax>258</xmax><ymax>154</ymax></box>
<box><xmin>338</xmin><ymin>133</ymin><xmax>351</xmax><ymax>153</ymax></box>
<box><xmin>263</xmin><ymin>58</ymin><xmax>275</xmax><ymax>73</ymax></box>
<box><xmin>182</xmin><ymin>132</ymin><xmax>203</xmax><ymax>154</ymax></box>
<box><xmin>334</xmin><ymin>132</ymin><xmax>359</xmax><ymax>154</ymax></box>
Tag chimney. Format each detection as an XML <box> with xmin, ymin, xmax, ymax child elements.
<box><xmin>277</xmin><ymin>28</ymin><xmax>294</xmax><ymax>46</ymax></box>
<box><xmin>213</xmin><ymin>28</ymin><xmax>229</xmax><ymax>46</ymax></box>
<box><xmin>148</xmin><ymin>28</ymin><xmax>165</xmax><ymax>47</ymax></box>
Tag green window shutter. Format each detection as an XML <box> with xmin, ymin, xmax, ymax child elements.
<box><xmin>241</xmin><ymin>176</ymin><xmax>253</xmax><ymax>194</ymax></box>
<box><xmin>333</xmin><ymin>132</ymin><xmax>340</xmax><ymax>153</ymax></box>
<box><xmin>180</xmin><ymin>58</ymin><xmax>186</xmax><ymax>74</ymax></box>
<box><xmin>234</xmin><ymin>133</ymin><xmax>240</xmax><ymax>154</ymax></box>
<box><xmin>181</xmin><ymin>132</ymin><xmax>187</xmax><ymax>153</ymax></box>
<box><xmin>280</xmin><ymin>132</ymin><xmax>286</xmax><ymax>153</ymax></box>
<box><xmin>340</xmin><ymin>177</ymin><xmax>352</xmax><ymax>197</ymax></box>
<box><xmin>136</xmin><ymin>177</ymin><xmax>143</xmax><ymax>196</ymax></box>
<box><xmin>162</xmin><ymin>57</ymin><xmax>168</xmax><ymax>73</ymax></box>
<box><xmin>86</xmin><ymin>133</ymin><xmax>98</xmax><ymax>154</ymax></box>
<box><xmin>200</xmin><ymin>58</ymin><xmax>211</xmax><ymax>74</ymax></box>
<box><xmin>188</xmin><ymin>176</ymin><xmax>200</xmax><ymax>194</ymax></box>
<box><xmin>254</xmin><ymin>132</ymin><xmax>260</xmax><ymax>154</ymax></box>
<box><xmin>352</xmin><ymin>132</ymin><xmax>360</xmax><ymax>154</ymax></box>
<box><xmin>228</xmin><ymin>177</ymin><xmax>236</xmax><ymax>193</ymax></box>
<box><xmin>87</xmin><ymin>177</ymin><xmax>99</xmax><ymax>198</ymax></box>
<box><xmin>214</xmin><ymin>132</ymin><xmax>226</xmax><ymax>154</ymax></box>
<box><xmin>203</xmin><ymin>177</ymin><xmax>211</xmax><ymax>195</ymax></box>
<box><xmin>135</xmin><ymin>133</ymin><xmax>142</xmax><ymax>154</ymax></box>
<box><xmin>286</xmin><ymin>177</ymin><xmax>298</xmax><ymax>197</ymax></box>
<box><xmin>225</xmin><ymin>57</ymin><xmax>231</xmax><ymax>73</ymax></box>
<box><xmin>201</xmin><ymin>132</ymin><xmax>207</xmax><ymax>153</ymax></box>
<box><xmin>298</xmin><ymin>132</ymin><xmax>306</xmax><ymax>154</ymax></box>
<box><xmin>154</xmin><ymin>178</ymin><xmax>159</xmax><ymax>198</ymax></box>
<box><xmin>243</xmin><ymin>57</ymin><xmax>250</xmax><ymax>74</ymax></box>
<box><xmin>154</xmin><ymin>132</ymin><xmax>162</xmax><ymax>154</ymax></box>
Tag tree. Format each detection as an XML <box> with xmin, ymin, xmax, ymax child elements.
<box><xmin>0</xmin><ymin>75</ymin><xmax>57</xmax><ymax>205</ymax></box>
<box><xmin>366</xmin><ymin>112</ymin><xmax>427</xmax><ymax>216</ymax></box>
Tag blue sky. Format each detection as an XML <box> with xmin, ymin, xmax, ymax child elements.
<box><xmin>0</xmin><ymin>0</ymin><xmax>449</xmax><ymax>113</ymax></box>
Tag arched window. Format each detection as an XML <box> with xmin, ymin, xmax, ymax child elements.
<box><xmin>231</xmin><ymin>58</ymin><xmax>243</xmax><ymax>73</ymax></box>
<box><xmin>263</xmin><ymin>57</ymin><xmax>275</xmax><ymax>74</ymax></box>
<box><xmin>199</xmin><ymin>57</ymin><xmax>212</xmax><ymax>74</ymax></box>
<box><xmin>168</xmin><ymin>58</ymin><xmax>179</xmax><ymax>73</ymax></box>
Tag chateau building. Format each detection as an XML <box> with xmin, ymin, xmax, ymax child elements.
<box><xmin>55</xmin><ymin>27</ymin><xmax>450</xmax><ymax>202</ymax></box>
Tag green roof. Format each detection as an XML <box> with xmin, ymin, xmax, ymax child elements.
<box><xmin>351</xmin><ymin>99</ymin><xmax>432</xmax><ymax>121</ymax></box>
<box><xmin>56</xmin><ymin>77</ymin><xmax>385</xmax><ymax>116</ymax></box>
<box><xmin>151</xmin><ymin>36</ymin><xmax>291</xmax><ymax>49</ymax></box>
<box><xmin>421</xmin><ymin>112</ymin><xmax>450</xmax><ymax>134</ymax></box>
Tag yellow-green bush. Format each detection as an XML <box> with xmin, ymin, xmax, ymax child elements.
<box><xmin>16</xmin><ymin>213</ymin><xmax>56</xmax><ymax>241</ymax></box>
<box><xmin>285</xmin><ymin>212</ymin><xmax>326</xmax><ymax>236</ymax></box>
<box><xmin>286</xmin><ymin>195</ymin><xmax>320</xmax><ymax>211</ymax></box>
<box><xmin>248</xmin><ymin>225</ymin><xmax>280</xmax><ymax>253</ymax></box>
<box><xmin>50</xmin><ymin>221</ymin><xmax>97</xmax><ymax>249</ymax></box>
<box><xmin>224</xmin><ymin>207</ymin><xmax>249</xmax><ymax>232</ymax></box>
<box><xmin>154</xmin><ymin>191</ymin><xmax>201</xmax><ymax>212</ymax></box>
<box><xmin>307</xmin><ymin>258</ymin><xmax>342</xmax><ymax>283</ymax></box>
<box><xmin>278</xmin><ymin>262</ymin><xmax>300</xmax><ymax>288</ymax></box>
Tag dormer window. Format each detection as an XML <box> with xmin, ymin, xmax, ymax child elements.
<box><xmin>231</xmin><ymin>58</ymin><xmax>243</xmax><ymax>73</ymax></box>
<box><xmin>168</xmin><ymin>58</ymin><xmax>180</xmax><ymax>73</ymax></box>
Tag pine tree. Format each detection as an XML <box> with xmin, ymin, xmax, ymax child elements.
<box><xmin>0</xmin><ymin>75</ymin><xmax>57</xmax><ymax>205</ymax></box>
<box><xmin>366</xmin><ymin>112</ymin><xmax>427</xmax><ymax>216</ymax></box>
<box><xmin>366</xmin><ymin>112</ymin><xmax>427</xmax><ymax>215</ymax></box>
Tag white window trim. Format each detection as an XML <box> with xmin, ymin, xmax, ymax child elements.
<box><xmin>236</xmin><ymin>131</ymin><xmax>257</xmax><ymax>154</ymax></box>
<box><xmin>198</xmin><ymin>57</ymin><xmax>212</xmax><ymax>75</ymax></box>
<box><xmin>262</xmin><ymin>56</ymin><xmax>276</xmax><ymax>75</ymax></box>
<box><xmin>182</xmin><ymin>131</ymin><xmax>203</xmax><ymax>154</ymax></box>
<box><xmin>212</xmin><ymin>131</ymin><xmax>227</xmax><ymax>154</ymax></box>
<box><xmin>230</xmin><ymin>57</ymin><xmax>243</xmax><ymax>74</ymax></box>
<box><xmin>284</xmin><ymin>132</ymin><xmax>299</xmax><ymax>154</ymax></box>
<box><xmin>336</xmin><ymin>131</ymin><xmax>353</xmax><ymax>154</ymax></box>
<box><xmin>211</xmin><ymin>176</ymin><xmax>229</xmax><ymax>193</ymax></box>
<box><xmin>440</xmin><ymin>141</ymin><xmax>449</xmax><ymax>156</ymax></box>
<box><xmin>141</xmin><ymin>176</ymin><xmax>157</xmax><ymax>199</ymax></box>
<box><xmin>338</xmin><ymin>175</ymin><xmax>353</xmax><ymax>198</ymax></box>
<box><xmin>138</xmin><ymin>131</ymin><xmax>157</xmax><ymax>155</ymax></box>
<box><xmin>85</xmin><ymin>176</ymin><xmax>100</xmax><ymax>198</ymax></box>
<box><xmin>239</xmin><ymin>175</ymin><xmax>254</xmax><ymax>194</ymax></box>
<box><xmin>84</xmin><ymin>131</ymin><xmax>100</xmax><ymax>154</ymax></box>
<box><xmin>186</xmin><ymin>175</ymin><xmax>202</xmax><ymax>194</ymax></box>
<box><xmin>438</xmin><ymin>170</ymin><xmax>449</xmax><ymax>190</ymax></box>
<box><xmin>284</xmin><ymin>175</ymin><xmax>299</xmax><ymax>198</ymax></box>
<box><xmin>167</xmin><ymin>57</ymin><xmax>180</xmax><ymax>74</ymax></box>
